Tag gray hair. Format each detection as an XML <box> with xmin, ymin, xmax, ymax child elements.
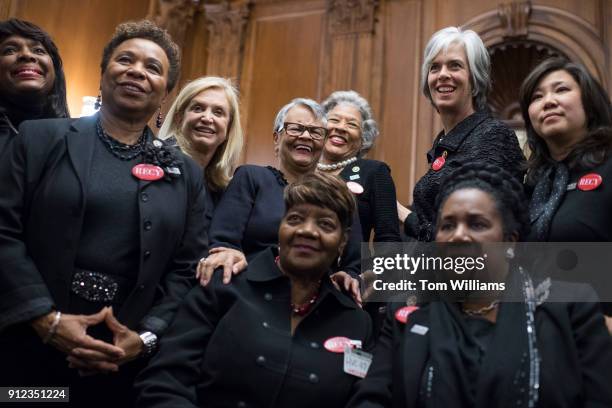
<box><xmin>322</xmin><ymin>90</ymin><xmax>379</xmax><ymax>153</ymax></box>
<box><xmin>421</xmin><ymin>26</ymin><xmax>491</xmax><ymax>111</ymax></box>
<box><xmin>273</xmin><ymin>98</ymin><xmax>326</xmax><ymax>133</ymax></box>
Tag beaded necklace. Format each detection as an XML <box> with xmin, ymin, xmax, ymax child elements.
<box><xmin>317</xmin><ymin>156</ymin><xmax>358</xmax><ymax>171</ymax></box>
<box><xmin>275</xmin><ymin>256</ymin><xmax>322</xmax><ymax>316</ymax></box>
<box><xmin>96</xmin><ymin>119</ymin><xmax>147</xmax><ymax>161</ymax></box>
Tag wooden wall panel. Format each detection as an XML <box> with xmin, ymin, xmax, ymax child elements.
<box><xmin>240</xmin><ymin>3</ymin><xmax>325</xmax><ymax>165</ymax></box>
<box><xmin>378</xmin><ymin>0</ymin><xmax>429</xmax><ymax>203</ymax></box>
<box><xmin>11</xmin><ymin>0</ymin><xmax>150</xmax><ymax>115</ymax></box>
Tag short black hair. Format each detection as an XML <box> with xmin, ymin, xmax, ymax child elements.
<box><xmin>101</xmin><ymin>20</ymin><xmax>181</xmax><ymax>92</ymax></box>
<box><xmin>0</xmin><ymin>18</ymin><xmax>69</xmax><ymax>118</ymax></box>
<box><xmin>284</xmin><ymin>172</ymin><xmax>356</xmax><ymax>231</ymax></box>
<box><xmin>435</xmin><ymin>163</ymin><xmax>530</xmax><ymax>241</ymax></box>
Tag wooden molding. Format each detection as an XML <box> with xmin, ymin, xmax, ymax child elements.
<box><xmin>147</xmin><ymin>0</ymin><xmax>199</xmax><ymax>45</ymax></box>
<box><xmin>204</xmin><ymin>0</ymin><xmax>252</xmax><ymax>82</ymax></box>
<box><xmin>327</xmin><ymin>0</ymin><xmax>378</xmax><ymax>36</ymax></box>
<box><xmin>497</xmin><ymin>0</ymin><xmax>531</xmax><ymax>39</ymax></box>
<box><xmin>463</xmin><ymin>4</ymin><xmax>607</xmax><ymax>88</ymax></box>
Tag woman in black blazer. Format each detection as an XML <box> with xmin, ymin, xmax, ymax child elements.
<box><xmin>136</xmin><ymin>173</ymin><xmax>373</xmax><ymax>408</ymax></box>
<box><xmin>397</xmin><ymin>26</ymin><xmax>524</xmax><ymax>242</ymax></box>
<box><xmin>0</xmin><ymin>19</ymin><xmax>69</xmax><ymax>158</ymax></box>
<box><xmin>347</xmin><ymin>164</ymin><xmax>612</xmax><ymax>408</ymax></box>
<box><xmin>318</xmin><ymin>90</ymin><xmax>400</xmax><ymax>243</ymax></box>
<box><xmin>0</xmin><ymin>21</ymin><xmax>208</xmax><ymax>405</ymax></box>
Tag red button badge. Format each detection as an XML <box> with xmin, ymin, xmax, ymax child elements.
<box><xmin>324</xmin><ymin>336</ymin><xmax>352</xmax><ymax>353</ymax></box>
<box><xmin>577</xmin><ymin>173</ymin><xmax>602</xmax><ymax>191</ymax></box>
<box><xmin>395</xmin><ymin>306</ymin><xmax>419</xmax><ymax>324</ymax></box>
<box><xmin>132</xmin><ymin>164</ymin><xmax>165</xmax><ymax>181</ymax></box>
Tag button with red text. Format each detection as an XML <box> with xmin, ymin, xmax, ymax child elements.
<box><xmin>577</xmin><ymin>173</ymin><xmax>602</xmax><ymax>191</ymax></box>
<box><xmin>324</xmin><ymin>336</ymin><xmax>352</xmax><ymax>353</ymax></box>
<box><xmin>395</xmin><ymin>305</ymin><xmax>419</xmax><ymax>323</ymax></box>
<box><xmin>431</xmin><ymin>156</ymin><xmax>445</xmax><ymax>171</ymax></box>
<box><xmin>132</xmin><ymin>164</ymin><xmax>165</xmax><ymax>181</ymax></box>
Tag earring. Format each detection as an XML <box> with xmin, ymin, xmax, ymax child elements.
<box><xmin>94</xmin><ymin>92</ymin><xmax>102</xmax><ymax>110</ymax></box>
<box><xmin>156</xmin><ymin>106</ymin><xmax>164</xmax><ymax>128</ymax></box>
<box><xmin>505</xmin><ymin>247</ymin><xmax>515</xmax><ymax>260</ymax></box>
<box><xmin>337</xmin><ymin>255</ymin><xmax>342</xmax><ymax>267</ymax></box>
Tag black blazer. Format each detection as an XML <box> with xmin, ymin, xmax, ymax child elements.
<box><xmin>403</xmin><ymin>111</ymin><xmax>525</xmax><ymax>241</ymax></box>
<box><xmin>0</xmin><ymin>115</ymin><xmax>208</xmax><ymax>335</ymax></box>
<box><xmin>346</xmin><ymin>282</ymin><xmax>612</xmax><ymax>408</ymax></box>
<box><xmin>135</xmin><ymin>248</ymin><xmax>373</xmax><ymax>408</ymax></box>
<box><xmin>339</xmin><ymin>158</ymin><xmax>401</xmax><ymax>243</ymax></box>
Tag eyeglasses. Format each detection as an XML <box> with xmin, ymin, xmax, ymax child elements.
<box><xmin>282</xmin><ymin>122</ymin><xmax>328</xmax><ymax>140</ymax></box>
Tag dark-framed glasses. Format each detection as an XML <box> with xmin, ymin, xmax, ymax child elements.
<box><xmin>282</xmin><ymin>122</ymin><xmax>328</xmax><ymax>140</ymax></box>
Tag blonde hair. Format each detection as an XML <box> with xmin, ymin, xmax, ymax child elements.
<box><xmin>159</xmin><ymin>76</ymin><xmax>244</xmax><ymax>191</ymax></box>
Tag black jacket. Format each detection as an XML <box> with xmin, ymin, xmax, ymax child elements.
<box><xmin>347</xmin><ymin>283</ymin><xmax>612</xmax><ymax>408</ymax></box>
<box><xmin>404</xmin><ymin>111</ymin><xmax>525</xmax><ymax>241</ymax></box>
<box><xmin>135</xmin><ymin>248</ymin><xmax>373</xmax><ymax>408</ymax></box>
<box><xmin>0</xmin><ymin>116</ymin><xmax>208</xmax><ymax>335</ymax></box>
<box><xmin>339</xmin><ymin>158</ymin><xmax>401</xmax><ymax>242</ymax></box>
<box><xmin>208</xmin><ymin>165</ymin><xmax>363</xmax><ymax>277</ymax></box>
<box><xmin>0</xmin><ymin>109</ymin><xmax>17</xmax><ymax>160</ymax></box>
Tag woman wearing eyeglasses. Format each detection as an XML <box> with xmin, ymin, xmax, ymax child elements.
<box><xmin>197</xmin><ymin>98</ymin><xmax>363</xmax><ymax>300</ymax></box>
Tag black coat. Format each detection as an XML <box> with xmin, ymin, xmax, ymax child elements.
<box><xmin>208</xmin><ymin>165</ymin><xmax>363</xmax><ymax>277</ymax></box>
<box><xmin>0</xmin><ymin>109</ymin><xmax>17</xmax><ymax>160</ymax></box>
<box><xmin>346</xmin><ymin>283</ymin><xmax>612</xmax><ymax>408</ymax></box>
<box><xmin>135</xmin><ymin>248</ymin><xmax>373</xmax><ymax>408</ymax></box>
<box><xmin>339</xmin><ymin>158</ymin><xmax>401</xmax><ymax>243</ymax></box>
<box><xmin>404</xmin><ymin>111</ymin><xmax>525</xmax><ymax>241</ymax></box>
<box><xmin>0</xmin><ymin>115</ymin><xmax>208</xmax><ymax>334</ymax></box>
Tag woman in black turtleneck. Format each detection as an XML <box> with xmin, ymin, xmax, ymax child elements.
<box><xmin>0</xmin><ymin>19</ymin><xmax>69</xmax><ymax>156</ymax></box>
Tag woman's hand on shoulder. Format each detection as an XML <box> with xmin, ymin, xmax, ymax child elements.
<box><xmin>330</xmin><ymin>271</ymin><xmax>362</xmax><ymax>307</ymax></box>
<box><xmin>605</xmin><ymin>315</ymin><xmax>612</xmax><ymax>335</ymax></box>
<box><xmin>196</xmin><ymin>247</ymin><xmax>248</xmax><ymax>286</ymax></box>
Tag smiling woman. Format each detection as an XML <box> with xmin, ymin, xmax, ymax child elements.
<box><xmin>0</xmin><ymin>20</ymin><xmax>209</xmax><ymax>405</ymax></box>
<box><xmin>0</xmin><ymin>19</ymin><xmax>69</xmax><ymax>157</ymax></box>
<box><xmin>197</xmin><ymin>98</ymin><xmax>363</xmax><ymax>304</ymax></box>
<box><xmin>135</xmin><ymin>172</ymin><xmax>372</xmax><ymax>408</ymax></box>
<box><xmin>398</xmin><ymin>26</ymin><xmax>525</xmax><ymax>242</ymax></box>
<box><xmin>159</xmin><ymin>76</ymin><xmax>244</xmax><ymax>207</ymax></box>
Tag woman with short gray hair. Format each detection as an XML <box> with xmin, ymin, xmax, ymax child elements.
<box><xmin>318</xmin><ymin>90</ymin><xmax>400</xmax><ymax>244</ymax></box>
<box><xmin>398</xmin><ymin>26</ymin><xmax>525</xmax><ymax>241</ymax></box>
<box><xmin>196</xmin><ymin>97</ymin><xmax>363</xmax><ymax>303</ymax></box>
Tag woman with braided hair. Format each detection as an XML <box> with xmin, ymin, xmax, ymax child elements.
<box><xmin>347</xmin><ymin>163</ymin><xmax>612</xmax><ymax>408</ymax></box>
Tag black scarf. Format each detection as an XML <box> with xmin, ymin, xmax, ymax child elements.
<box><xmin>420</xmin><ymin>268</ymin><xmax>540</xmax><ymax>408</ymax></box>
<box><xmin>528</xmin><ymin>163</ymin><xmax>569</xmax><ymax>241</ymax></box>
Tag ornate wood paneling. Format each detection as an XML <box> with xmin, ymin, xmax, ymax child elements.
<box><xmin>203</xmin><ymin>0</ymin><xmax>251</xmax><ymax>82</ymax></box>
<box><xmin>239</xmin><ymin>0</ymin><xmax>326</xmax><ymax>165</ymax></box>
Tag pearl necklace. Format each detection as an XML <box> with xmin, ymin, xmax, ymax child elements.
<box><xmin>317</xmin><ymin>156</ymin><xmax>358</xmax><ymax>171</ymax></box>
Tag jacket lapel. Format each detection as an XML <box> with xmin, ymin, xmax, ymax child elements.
<box><xmin>66</xmin><ymin>116</ymin><xmax>98</xmax><ymax>207</ymax></box>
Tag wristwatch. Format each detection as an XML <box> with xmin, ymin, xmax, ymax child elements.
<box><xmin>139</xmin><ymin>331</ymin><xmax>158</xmax><ymax>357</ymax></box>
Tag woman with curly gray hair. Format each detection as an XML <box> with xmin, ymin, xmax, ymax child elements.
<box><xmin>318</xmin><ymin>90</ymin><xmax>401</xmax><ymax>243</ymax></box>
